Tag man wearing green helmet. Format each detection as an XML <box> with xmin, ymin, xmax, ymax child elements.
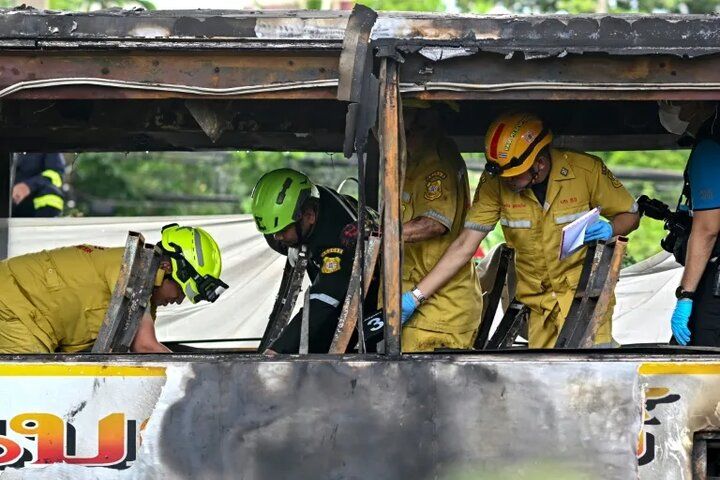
<box><xmin>251</xmin><ymin>168</ymin><xmax>379</xmax><ymax>353</ymax></box>
<box><xmin>0</xmin><ymin>224</ymin><xmax>228</xmax><ymax>353</ymax></box>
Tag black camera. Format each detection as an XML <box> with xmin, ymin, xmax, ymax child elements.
<box><xmin>637</xmin><ymin>195</ymin><xmax>692</xmax><ymax>265</ymax></box>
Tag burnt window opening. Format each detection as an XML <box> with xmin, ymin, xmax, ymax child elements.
<box><xmin>693</xmin><ymin>432</ymin><xmax>720</xmax><ymax>479</ymax></box>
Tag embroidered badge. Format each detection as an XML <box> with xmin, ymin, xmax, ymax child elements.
<box><xmin>424</xmin><ymin>180</ymin><xmax>442</xmax><ymax>201</ymax></box>
<box><xmin>424</xmin><ymin>170</ymin><xmax>447</xmax><ymax>201</ymax></box>
<box><xmin>321</xmin><ymin>248</ymin><xmax>344</xmax><ymax>257</ymax></box>
<box><xmin>601</xmin><ymin>164</ymin><xmax>623</xmax><ymax>188</ymax></box>
<box><xmin>321</xmin><ymin>256</ymin><xmax>341</xmax><ymax>274</ymax></box>
<box><xmin>522</xmin><ymin>131</ymin><xmax>536</xmax><ymax>143</ymax></box>
<box><xmin>560</xmin><ymin>167</ymin><xmax>568</xmax><ymax>177</ymax></box>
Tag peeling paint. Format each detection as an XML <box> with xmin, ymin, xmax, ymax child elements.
<box><xmin>128</xmin><ymin>25</ymin><xmax>171</xmax><ymax>38</ymax></box>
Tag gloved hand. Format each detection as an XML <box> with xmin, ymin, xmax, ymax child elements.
<box><xmin>584</xmin><ymin>220</ymin><xmax>613</xmax><ymax>243</ymax></box>
<box><xmin>401</xmin><ymin>291</ymin><xmax>418</xmax><ymax>325</ymax></box>
<box><xmin>671</xmin><ymin>299</ymin><xmax>693</xmax><ymax>346</ymax></box>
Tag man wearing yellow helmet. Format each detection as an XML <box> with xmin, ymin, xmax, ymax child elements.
<box><xmin>402</xmin><ymin>112</ymin><xmax>640</xmax><ymax>348</ymax></box>
<box><xmin>0</xmin><ymin>224</ymin><xmax>227</xmax><ymax>353</ymax></box>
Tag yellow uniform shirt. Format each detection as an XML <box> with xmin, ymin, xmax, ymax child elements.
<box><xmin>402</xmin><ymin>137</ymin><xmax>482</xmax><ymax>340</ymax></box>
<box><xmin>0</xmin><ymin>246</ymin><xmax>125</xmax><ymax>353</ymax></box>
<box><xmin>465</xmin><ymin>148</ymin><xmax>637</xmax><ymax>347</ymax></box>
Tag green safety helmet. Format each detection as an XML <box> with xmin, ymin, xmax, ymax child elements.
<box><xmin>251</xmin><ymin>168</ymin><xmax>315</xmax><ymax>235</ymax></box>
<box><xmin>159</xmin><ymin>224</ymin><xmax>228</xmax><ymax>304</ymax></box>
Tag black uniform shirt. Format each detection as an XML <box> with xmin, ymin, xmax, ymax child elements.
<box><xmin>266</xmin><ymin>186</ymin><xmax>370</xmax><ymax>353</ymax></box>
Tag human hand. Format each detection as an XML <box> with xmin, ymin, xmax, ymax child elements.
<box><xmin>583</xmin><ymin>220</ymin><xmax>613</xmax><ymax>243</ymax></box>
<box><xmin>670</xmin><ymin>299</ymin><xmax>692</xmax><ymax>346</ymax></box>
<box><xmin>12</xmin><ymin>182</ymin><xmax>30</xmax><ymax>204</ymax></box>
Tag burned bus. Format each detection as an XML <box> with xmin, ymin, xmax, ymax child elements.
<box><xmin>0</xmin><ymin>6</ymin><xmax>719</xmax><ymax>479</ymax></box>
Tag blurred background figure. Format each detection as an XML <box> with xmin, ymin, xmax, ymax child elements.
<box><xmin>12</xmin><ymin>153</ymin><xmax>65</xmax><ymax>218</ymax></box>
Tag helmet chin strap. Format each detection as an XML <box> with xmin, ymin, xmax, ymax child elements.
<box><xmin>513</xmin><ymin>163</ymin><xmax>540</xmax><ymax>192</ymax></box>
<box><xmin>294</xmin><ymin>221</ymin><xmax>305</xmax><ymax>245</ymax></box>
<box><xmin>528</xmin><ymin>163</ymin><xmax>541</xmax><ymax>186</ymax></box>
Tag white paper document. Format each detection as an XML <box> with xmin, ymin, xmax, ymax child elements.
<box><xmin>559</xmin><ymin>207</ymin><xmax>600</xmax><ymax>260</ymax></box>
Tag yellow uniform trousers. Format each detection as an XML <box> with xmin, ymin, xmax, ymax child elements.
<box><xmin>402</xmin><ymin>325</ymin><xmax>477</xmax><ymax>352</ymax></box>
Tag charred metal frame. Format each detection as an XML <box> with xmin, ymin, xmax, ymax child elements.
<box><xmin>92</xmin><ymin>232</ymin><xmax>161</xmax><ymax>353</ymax></box>
<box><xmin>0</xmin><ymin>152</ymin><xmax>11</xmax><ymax>260</ymax></box>
<box><xmin>485</xmin><ymin>300</ymin><xmax>529</xmax><ymax>350</ymax></box>
<box><xmin>258</xmin><ymin>246</ymin><xmax>308</xmax><ymax>352</ymax></box>
<box><xmin>329</xmin><ymin>235</ymin><xmax>381</xmax><ymax>354</ymax></box>
<box><xmin>555</xmin><ymin>237</ymin><xmax>629</xmax><ymax>349</ymax></box>
<box><xmin>474</xmin><ymin>245</ymin><xmax>514</xmax><ymax>350</ymax></box>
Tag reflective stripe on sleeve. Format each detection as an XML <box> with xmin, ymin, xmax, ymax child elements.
<box><xmin>420</xmin><ymin>209</ymin><xmax>452</xmax><ymax>230</ymax></box>
<box><xmin>499</xmin><ymin>218</ymin><xmax>531</xmax><ymax>229</ymax></box>
<box><xmin>40</xmin><ymin>169</ymin><xmax>62</xmax><ymax>188</ymax></box>
<box><xmin>33</xmin><ymin>194</ymin><xmax>64</xmax><ymax>211</ymax></box>
<box><xmin>554</xmin><ymin>210</ymin><xmax>589</xmax><ymax>225</ymax></box>
<box><xmin>309</xmin><ymin>293</ymin><xmax>340</xmax><ymax>308</ymax></box>
<box><xmin>464</xmin><ymin>221</ymin><xmax>495</xmax><ymax>232</ymax></box>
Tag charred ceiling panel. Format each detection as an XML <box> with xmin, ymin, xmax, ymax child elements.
<box><xmin>0</xmin><ymin>99</ymin><xmax>348</xmax><ymax>152</ymax></box>
<box><xmin>398</xmin><ymin>51</ymin><xmax>720</xmax><ymax>101</ymax></box>
<box><xmin>0</xmin><ymin>99</ymin><xmax>680</xmax><ymax>152</ymax></box>
<box><xmin>0</xmin><ymin>10</ymin><xmax>719</xmax><ymax>150</ymax></box>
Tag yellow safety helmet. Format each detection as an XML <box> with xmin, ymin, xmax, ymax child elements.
<box><xmin>483</xmin><ymin>112</ymin><xmax>553</xmax><ymax>177</ymax></box>
<box><xmin>159</xmin><ymin>223</ymin><xmax>228</xmax><ymax>304</ymax></box>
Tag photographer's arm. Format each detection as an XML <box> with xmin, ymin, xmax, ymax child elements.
<box><xmin>681</xmin><ymin>209</ymin><xmax>720</xmax><ymax>291</ymax></box>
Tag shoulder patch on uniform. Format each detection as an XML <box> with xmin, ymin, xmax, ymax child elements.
<box><xmin>321</xmin><ymin>256</ymin><xmax>341</xmax><ymax>274</ymax></box>
<box><xmin>321</xmin><ymin>247</ymin><xmax>344</xmax><ymax>257</ymax></box>
<box><xmin>424</xmin><ymin>170</ymin><xmax>446</xmax><ymax>201</ymax></box>
<box><xmin>601</xmin><ymin>164</ymin><xmax>623</xmax><ymax>188</ymax></box>
<box><xmin>425</xmin><ymin>170</ymin><xmax>447</xmax><ymax>182</ymax></box>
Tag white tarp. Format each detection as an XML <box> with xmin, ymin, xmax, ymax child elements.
<box><xmin>6</xmin><ymin>217</ymin><xmax>681</xmax><ymax>346</ymax></box>
<box><xmin>614</xmin><ymin>251</ymin><xmax>680</xmax><ymax>345</ymax></box>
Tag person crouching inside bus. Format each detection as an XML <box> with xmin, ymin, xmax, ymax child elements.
<box><xmin>0</xmin><ymin>224</ymin><xmax>227</xmax><ymax>354</ymax></box>
<box><xmin>251</xmin><ymin>168</ymin><xmax>379</xmax><ymax>354</ymax></box>
<box><xmin>399</xmin><ymin>102</ymin><xmax>482</xmax><ymax>352</ymax></box>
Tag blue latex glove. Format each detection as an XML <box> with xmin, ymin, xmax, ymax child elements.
<box><xmin>671</xmin><ymin>299</ymin><xmax>693</xmax><ymax>346</ymax></box>
<box><xmin>401</xmin><ymin>291</ymin><xmax>418</xmax><ymax>324</ymax></box>
<box><xmin>584</xmin><ymin>220</ymin><xmax>613</xmax><ymax>243</ymax></box>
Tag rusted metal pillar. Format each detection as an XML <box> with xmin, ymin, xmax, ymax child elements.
<box><xmin>581</xmin><ymin>236</ymin><xmax>628</xmax><ymax>348</ymax></box>
<box><xmin>0</xmin><ymin>152</ymin><xmax>12</xmax><ymax>260</ymax></box>
<box><xmin>379</xmin><ymin>58</ymin><xmax>402</xmax><ymax>356</ymax></box>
